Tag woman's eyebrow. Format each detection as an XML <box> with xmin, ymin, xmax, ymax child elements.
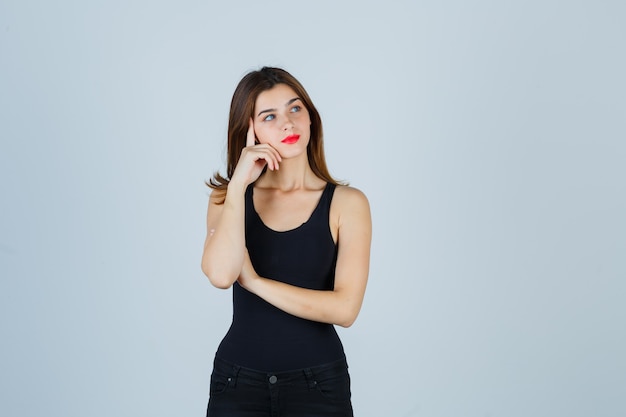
<box><xmin>257</xmin><ymin>97</ymin><xmax>301</xmax><ymax>117</ymax></box>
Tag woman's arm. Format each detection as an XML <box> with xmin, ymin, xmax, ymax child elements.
<box><xmin>201</xmin><ymin>185</ymin><xmax>247</xmax><ymax>289</ymax></box>
<box><xmin>201</xmin><ymin>120</ymin><xmax>282</xmax><ymax>288</ymax></box>
<box><xmin>238</xmin><ymin>186</ymin><xmax>372</xmax><ymax>327</ymax></box>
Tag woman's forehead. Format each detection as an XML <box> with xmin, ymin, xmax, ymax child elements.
<box><xmin>255</xmin><ymin>84</ymin><xmax>299</xmax><ymax>108</ymax></box>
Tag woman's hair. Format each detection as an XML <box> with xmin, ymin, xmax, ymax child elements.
<box><xmin>207</xmin><ymin>67</ymin><xmax>340</xmax><ymax>199</ymax></box>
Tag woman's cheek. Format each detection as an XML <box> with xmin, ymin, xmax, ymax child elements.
<box><xmin>256</xmin><ymin>127</ymin><xmax>277</xmax><ymax>145</ymax></box>
<box><xmin>253</xmin><ymin>126</ymin><xmax>265</xmax><ymax>144</ymax></box>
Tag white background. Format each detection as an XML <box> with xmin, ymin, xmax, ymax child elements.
<box><xmin>1</xmin><ymin>1</ymin><xmax>625</xmax><ymax>416</ymax></box>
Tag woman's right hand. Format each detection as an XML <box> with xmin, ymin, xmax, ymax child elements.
<box><xmin>230</xmin><ymin>118</ymin><xmax>282</xmax><ymax>187</ymax></box>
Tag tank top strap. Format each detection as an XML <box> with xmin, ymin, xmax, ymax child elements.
<box><xmin>244</xmin><ymin>183</ymin><xmax>255</xmax><ymax>220</ymax></box>
<box><xmin>245</xmin><ymin>183</ymin><xmax>254</xmax><ymax>201</ymax></box>
<box><xmin>310</xmin><ymin>182</ymin><xmax>335</xmax><ymax>222</ymax></box>
<box><xmin>320</xmin><ymin>182</ymin><xmax>336</xmax><ymax>210</ymax></box>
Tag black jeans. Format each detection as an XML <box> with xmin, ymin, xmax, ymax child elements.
<box><xmin>206</xmin><ymin>356</ymin><xmax>354</xmax><ymax>417</ymax></box>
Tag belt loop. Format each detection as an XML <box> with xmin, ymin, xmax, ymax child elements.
<box><xmin>231</xmin><ymin>364</ymin><xmax>241</xmax><ymax>387</ymax></box>
<box><xmin>304</xmin><ymin>368</ymin><xmax>316</xmax><ymax>389</ymax></box>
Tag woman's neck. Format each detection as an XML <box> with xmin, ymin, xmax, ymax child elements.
<box><xmin>256</xmin><ymin>156</ymin><xmax>324</xmax><ymax>192</ymax></box>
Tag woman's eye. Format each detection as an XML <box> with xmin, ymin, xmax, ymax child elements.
<box><xmin>290</xmin><ymin>105</ymin><xmax>301</xmax><ymax>113</ymax></box>
<box><xmin>263</xmin><ymin>114</ymin><xmax>275</xmax><ymax>121</ymax></box>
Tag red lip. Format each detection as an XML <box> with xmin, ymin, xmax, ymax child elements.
<box><xmin>281</xmin><ymin>134</ymin><xmax>300</xmax><ymax>144</ymax></box>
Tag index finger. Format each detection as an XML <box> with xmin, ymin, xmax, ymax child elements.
<box><xmin>246</xmin><ymin>118</ymin><xmax>256</xmax><ymax>147</ymax></box>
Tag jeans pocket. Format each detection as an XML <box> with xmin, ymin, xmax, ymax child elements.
<box><xmin>209</xmin><ymin>370</ymin><xmax>233</xmax><ymax>396</ymax></box>
<box><xmin>315</xmin><ymin>371</ymin><xmax>352</xmax><ymax>403</ymax></box>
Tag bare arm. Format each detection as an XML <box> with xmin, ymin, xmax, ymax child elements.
<box><xmin>201</xmin><ymin>119</ymin><xmax>282</xmax><ymax>288</ymax></box>
<box><xmin>238</xmin><ymin>186</ymin><xmax>372</xmax><ymax>327</ymax></box>
<box><xmin>201</xmin><ymin>184</ymin><xmax>247</xmax><ymax>289</ymax></box>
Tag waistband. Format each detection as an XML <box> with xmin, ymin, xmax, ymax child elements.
<box><xmin>212</xmin><ymin>355</ymin><xmax>349</xmax><ymax>387</ymax></box>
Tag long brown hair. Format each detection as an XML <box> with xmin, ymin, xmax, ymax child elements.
<box><xmin>207</xmin><ymin>67</ymin><xmax>341</xmax><ymax>200</ymax></box>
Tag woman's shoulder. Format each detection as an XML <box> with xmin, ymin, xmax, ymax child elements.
<box><xmin>330</xmin><ymin>184</ymin><xmax>371</xmax><ymax>237</ymax></box>
<box><xmin>332</xmin><ymin>184</ymin><xmax>370</xmax><ymax>211</ymax></box>
<box><xmin>334</xmin><ymin>183</ymin><xmax>368</xmax><ymax>198</ymax></box>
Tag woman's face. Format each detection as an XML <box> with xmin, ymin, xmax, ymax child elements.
<box><xmin>253</xmin><ymin>84</ymin><xmax>311</xmax><ymax>159</ymax></box>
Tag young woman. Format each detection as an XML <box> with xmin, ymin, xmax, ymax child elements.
<box><xmin>201</xmin><ymin>67</ymin><xmax>371</xmax><ymax>416</ymax></box>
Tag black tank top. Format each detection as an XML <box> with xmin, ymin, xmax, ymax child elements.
<box><xmin>215</xmin><ymin>182</ymin><xmax>345</xmax><ymax>371</ymax></box>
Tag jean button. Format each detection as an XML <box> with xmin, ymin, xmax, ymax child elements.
<box><xmin>269</xmin><ymin>375</ymin><xmax>277</xmax><ymax>384</ymax></box>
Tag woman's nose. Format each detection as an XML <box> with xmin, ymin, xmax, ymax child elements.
<box><xmin>282</xmin><ymin>117</ymin><xmax>295</xmax><ymax>130</ymax></box>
